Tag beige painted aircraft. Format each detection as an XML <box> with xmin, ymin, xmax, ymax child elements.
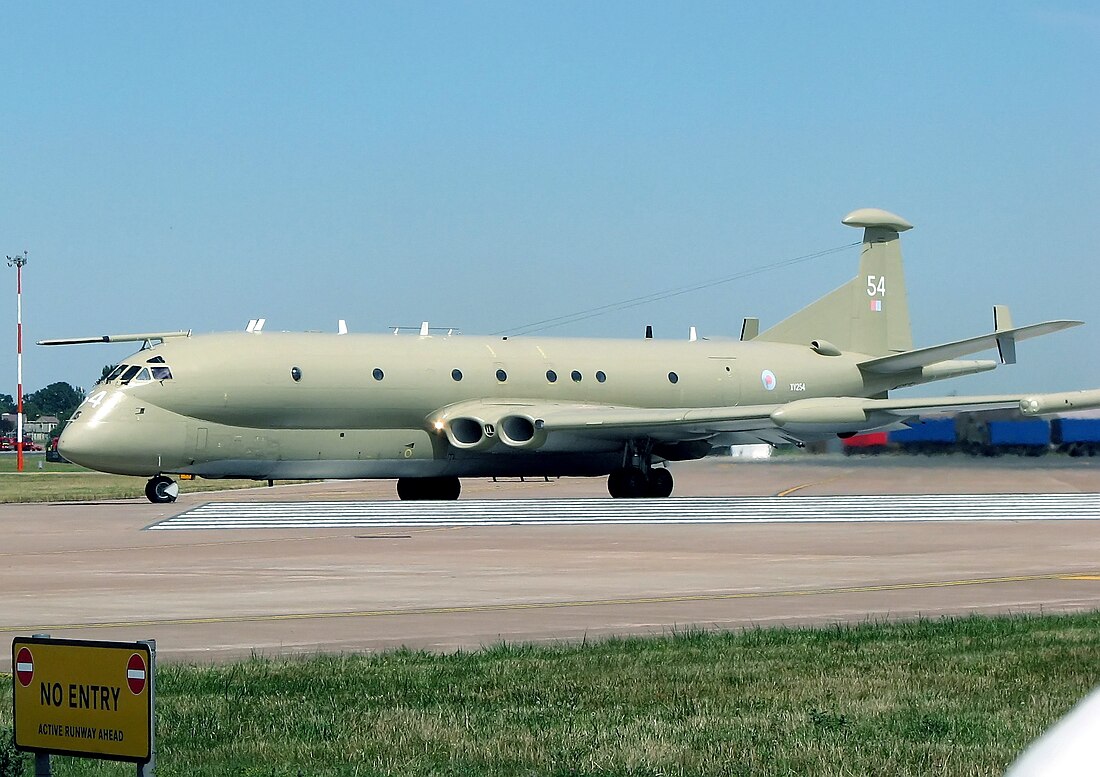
<box><xmin>42</xmin><ymin>208</ymin><xmax>1100</xmax><ymax>503</ymax></box>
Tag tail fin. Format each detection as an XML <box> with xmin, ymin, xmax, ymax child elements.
<box><xmin>757</xmin><ymin>208</ymin><xmax>914</xmax><ymax>356</ymax></box>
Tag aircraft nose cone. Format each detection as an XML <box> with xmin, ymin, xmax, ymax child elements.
<box><xmin>57</xmin><ymin>423</ymin><xmax>96</xmax><ymax>469</ymax></box>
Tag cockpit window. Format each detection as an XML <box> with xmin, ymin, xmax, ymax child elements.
<box><xmin>119</xmin><ymin>365</ymin><xmax>142</xmax><ymax>385</ymax></box>
<box><xmin>132</xmin><ymin>368</ymin><xmax>152</xmax><ymax>383</ymax></box>
<box><xmin>146</xmin><ymin>355</ymin><xmax>166</xmax><ymax>364</ymax></box>
<box><xmin>151</xmin><ymin>366</ymin><xmax>173</xmax><ymax>381</ymax></box>
<box><xmin>105</xmin><ymin>365</ymin><xmax>126</xmax><ymax>382</ymax></box>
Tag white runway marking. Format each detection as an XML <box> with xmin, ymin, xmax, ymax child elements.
<box><xmin>147</xmin><ymin>493</ymin><xmax>1100</xmax><ymax>530</ymax></box>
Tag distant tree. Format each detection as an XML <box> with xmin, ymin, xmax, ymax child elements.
<box><xmin>100</xmin><ymin>364</ymin><xmax>117</xmax><ymax>382</ymax></box>
<box><xmin>21</xmin><ymin>400</ymin><xmax>42</xmax><ymax>422</ymax></box>
<box><xmin>0</xmin><ymin>393</ymin><xmax>14</xmax><ymax>413</ymax></box>
<box><xmin>25</xmin><ymin>382</ymin><xmax>85</xmax><ymax>420</ymax></box>
<box><xmin>0</xmin><ymin>417</ymin><xmax>12</xmax><ymax>434</ymax></box>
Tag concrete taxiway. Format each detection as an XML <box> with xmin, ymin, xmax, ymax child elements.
<box><xmin>1</xmin><ymin>457</ymin><xmax>1098</xmax><ymax>668</ymax></box>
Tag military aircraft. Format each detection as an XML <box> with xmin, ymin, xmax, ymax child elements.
<box><xmin>42</xmin><ymin>208</ymin><xmax>1100</xmax><ymax>503</ymax></box>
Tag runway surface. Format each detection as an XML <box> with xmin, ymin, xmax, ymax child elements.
<box><xmin>153</xmin><ymin>493</ymin><xmax>1100</xmax><ymax>529</ymax></box>
<box><xmin>2</xmin><ymin>458</ymin><xmax>1099</xmax><ymax>667</ymax></box>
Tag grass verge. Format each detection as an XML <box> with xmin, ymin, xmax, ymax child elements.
<box><xmin>3</xmin><ymin>612</ymin><xmax>1099</xmax><ymax>775</ymax></box>
<box><xmin>0</xmin><ymin>455</ymin><xmax>293</xmax><ymax>503</ymax></box>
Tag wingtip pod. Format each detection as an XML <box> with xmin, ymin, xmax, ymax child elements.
<box><xmin>1020</xmin><ymin>389</ymin><xmax>1100</xmax><ymax>416</ymax></box>
<box><xmin>842</xmin><ymin>208</ymin><xmax>913</xmax><ymax>232</ymax></box>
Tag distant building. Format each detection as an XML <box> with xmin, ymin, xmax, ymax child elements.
<box><xmin>1</xmin><ymin>413</ymin><xmax>60</xmax><ymax>444</ymax></box>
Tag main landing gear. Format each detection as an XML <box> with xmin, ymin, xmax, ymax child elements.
<box><xmin>145</xmin><ymin>475</ymin><xmax>179</xmax><ymax>504</ymax></box>
<box><xmin>607</xmin><ymin>441</ymin><xmax>674</xmax><ymax>498</ymax></box>
<box><xmin>397</xmin><ymin>476</ymin><xmax>461</xmax><ymax>501</ymax></box>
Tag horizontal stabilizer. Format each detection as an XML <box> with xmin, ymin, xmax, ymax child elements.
<box><xmin>859</xmin><ymin>320</ymin><xmax>1081</xmax><ymax>375</ymax></box>
<box><xmin>38</xmin><ymin>331</ymin><xmax>192</xmax><ymax>346</ymax></box>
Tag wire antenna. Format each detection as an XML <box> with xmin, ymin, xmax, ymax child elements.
<box><xmin>494</xmin><ymin>241</ymin><xmax>859</xmax><ymax>336</ymax></box>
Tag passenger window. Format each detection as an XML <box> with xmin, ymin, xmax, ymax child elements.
<box><xmin>596</xmin><ymin>371</ymin><xmax>606</xmax><ymax>383</ymax></box>
<box><xmin>151</xmin><ymin>366</ymin><xmax>173</xmax><ymax>381</ymax></box>
<box><xmin>546</xmin><ymin>370</ymin><xmax>557</xmax><ymax>383</ymax></box>
<box><xmin>119</xmin><ymin>365</ymin><xmax>141</xmax><ymax>384</ymax></box>
<box><xmin>571</xmin><ymin>370</ymin><xmax>582</xmax><ymax>383</ymax></box>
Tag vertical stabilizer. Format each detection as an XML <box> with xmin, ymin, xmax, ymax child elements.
<box><xmin>757</xmin><ymin>208</ymin><xmax>914</xmax><ymax>356</ymax></box>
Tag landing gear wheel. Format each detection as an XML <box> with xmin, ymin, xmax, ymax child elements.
<box><xmin>607</xmin><ymin>467</ymin><xmax>648</xmax><ymax>498</ymax></box>
<box><xmin>397</xmin><ymin>476</ymin><xmax>461</xmax><ymax>501</ymax></box>
<box><xmin>145</xmin><ymin>475</ymin><xmax>179</xmax><ymax>504</ymax></box>
<box><xmin>647</xmin><ymin>467</ymin><xmax>674</xmax><ymax>498</ymax></box>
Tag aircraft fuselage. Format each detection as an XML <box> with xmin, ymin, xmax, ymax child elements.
<box><xmin>59</xmin><ymin>331</ymin><xmax>879</xmax><ymax>480</ymax></box>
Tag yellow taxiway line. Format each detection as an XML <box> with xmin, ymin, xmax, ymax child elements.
<box><xmin>775</xmin><ymin>473</ymin><xmax>853</xmax><ymax>497</ymax></box>
<box><xmin>0</xmin><ymin>572</ymin><xmax>1095</xmax><ymax>634</ymax></box>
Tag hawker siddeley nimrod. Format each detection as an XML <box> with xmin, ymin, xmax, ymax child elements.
<box><xmin>42</xmin><ymin>208</ymin><xmax>1100</xmax><ymax>503</ymax></box>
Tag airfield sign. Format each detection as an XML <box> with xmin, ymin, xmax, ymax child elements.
<box><xmin>12</xmin><ymin>637</ymin><xmax>155</xmax><ymax>764</ymax></box>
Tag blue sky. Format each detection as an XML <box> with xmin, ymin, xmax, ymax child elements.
<box><xmin>2</xmin><ymin>2</ymin><xmax>1098</xmax><ymax>396</ymax></box>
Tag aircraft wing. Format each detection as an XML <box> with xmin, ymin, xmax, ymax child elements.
<box><xmin>433</xmin><ymin>388</ymin><xmax>1100</xmax><ymax>450</ymax></box>
<box><xmin>858</xmin><ymin>320</ymin><xmax>1081</xmax><ymax>374</ymax></box>
<box><xmin>38</xmin><ymin>331</ymin><xmax>192</xmax><ymax>346</ymax></box>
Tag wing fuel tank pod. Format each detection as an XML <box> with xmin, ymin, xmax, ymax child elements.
<box><xmin>770</xmin><ymin>398</ymin><xmax>894</xmax><ymax>436</ymax></box>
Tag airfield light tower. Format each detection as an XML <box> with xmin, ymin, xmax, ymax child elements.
<box><xmin>7</xmin><ymin>251</ymin><xmax>27</xmax><ymax>472</ymax></box>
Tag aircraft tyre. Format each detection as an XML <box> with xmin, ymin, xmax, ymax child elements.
<box><xmin>647</xmin><ymin>467</ymin><xmax>674</xmax><ymax>498</ymax></box>
<box><xmin>397</xmin><ymin>476</ymin><xmax>461</xmax><ymax>501</ymax></box>
<box><xmin>607</xmin><ymin>467</ymin><xmax>648</xmax><ymax>498</ymax></box>
<box><xmin>145</xmin><ymin>475</ymin><xmax>179</xmax><ymax>504</ymax></box>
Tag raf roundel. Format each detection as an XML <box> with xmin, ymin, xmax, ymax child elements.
<box><xmin>127</xmin><ymin>652</ymin><xmax>148</xmax><ymax>695</ymax></box>
<box><xmin>15</xmin><ymin>646</ymin><xmax>33</xmax><ymax>687</ymax></box>
<box><xmin>761</xmin><ymin>369</ymin><xmax>777</xmax><ymax>391</ymax></box>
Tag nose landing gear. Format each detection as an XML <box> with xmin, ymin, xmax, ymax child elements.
<box><xmin>145</xmin><ymin>475</ymin><xmax>179</xmax><ymax>504</ymax></box>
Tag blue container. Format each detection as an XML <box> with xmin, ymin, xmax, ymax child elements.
<box><xmin>1052</xmin><ymin>418</ymin><xmax>1100</xmax><ymax>444</ymax></box>
<box><xmin>987</xmin><ymin>420</ymin><xmax>1051</xmax><ymax>446</ymax></box>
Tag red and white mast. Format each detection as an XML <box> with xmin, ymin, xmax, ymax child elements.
<box><xmin>8</xmin><ymin>251</ymin><xmax>27</xmax><ymax>472</ymax></box>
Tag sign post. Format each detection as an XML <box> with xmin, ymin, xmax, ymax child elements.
<box><xmin>12</xmin><ymin>636</ymin><xmax>156</xmax><ymax>776</ymax></box>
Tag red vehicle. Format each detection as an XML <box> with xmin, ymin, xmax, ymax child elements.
<box><xmin>46</xmin><ymin>436</ymin><xmax>69</xmax><ymax>463</ymax></box>
<box><xmin>0</xmin><ymin>436</ymin><xmax>43</xmax><ymax>452</ymax></box>
<box><xmin>841</xmin><ymin>432</ymin><xmax>889</xmax><ymax>455</ymax></box>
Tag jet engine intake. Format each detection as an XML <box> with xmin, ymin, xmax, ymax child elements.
<box><xmin>445</xmin><ymin>416</ymin><xmax>500</xmax><ymax>451</ymax></box>
<box><xmin>498</xmin><ymin>413</ymin><xmax>548</xmax><ymax>450</ymax></box>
